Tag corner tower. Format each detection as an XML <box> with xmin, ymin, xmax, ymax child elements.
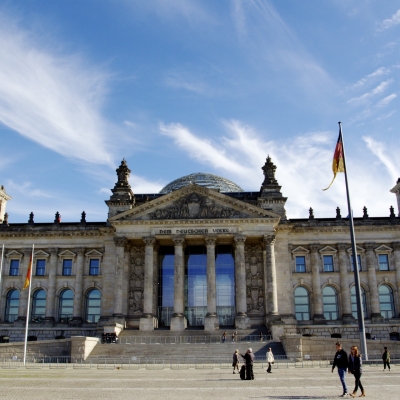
<box><xmin>0</xmin><ymin>185</ymin><xmax>12</xmax><ymax>223</ymax></box>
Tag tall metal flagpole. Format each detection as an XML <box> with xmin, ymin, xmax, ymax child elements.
<box><xmin>23</xmin><ymin>244</ymin><xmax>34</xmax><ymax>366</ymax></box>
<box><xmin>339</xmin><ymin>122</ymin><xmax>368</xmax><ymax>360</ymax></box>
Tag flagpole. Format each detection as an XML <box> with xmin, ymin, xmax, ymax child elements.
<box><xmin>23</xmin><ymin>244</ymin><xmax>34</xmax><ymax>366</ymax></box>
<box><xmin>339</xmin><ymin>122</ymin><xmax>368</xmax><ymax>360</ymax></box>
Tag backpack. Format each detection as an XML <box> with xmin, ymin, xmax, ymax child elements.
<box><xmin>240</xmin><ymin>365</ymin><xmax>246</xmax><ymax>380</ymax></box>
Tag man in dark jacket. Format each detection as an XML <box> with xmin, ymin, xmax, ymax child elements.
<box><xmin>332</xmin><ymin>342</ymin><xmax>349</xmax><ymax>396</ymax></box>
<box><xmin>240</xmin><ymin>348</ymin><xmax>254</xmax><ymax>380</ymax></box>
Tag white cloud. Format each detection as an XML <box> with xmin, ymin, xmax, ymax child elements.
<box><xmin>0</xmin><ymin>14</ymin><xmax>116</xmax><ymax>167</ymax></box>
<box><xmin>5</xmin><ymin>180</ymin><xmax>53</xmax><ymax>199</ymax></box>
<box><xmin>164</xmin><ymin>71</ymin><xmax>210</xmax><ymax>95</ymax></box>
<box><xmin>378</xmin><ymin>9</ymin><xmax>400</xmax><ymax>31</ymax></box>
<box><xmin>347</xmin><ymin>79</ymin><xmax>393</xmax><ymax>105</ymax></box>
<box><xmin>347</xmin><ymin>67</ymin><xmax>390</xmax><ymax>90</ymax></box>
<box><xmin>376</xmin><ymin>94</ymin><xmax>397</xmax><ymax>107</ymax></box>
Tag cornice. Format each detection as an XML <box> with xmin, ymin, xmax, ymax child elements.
<box><xmin>289</xmin><ymin>224</ymin><xmax>400</xmax><ymax>234</ymax></box>
<box><xmin>0</xmin><ymin>229</ymin><xmax>109</xmax><ymax>239</ymax></box>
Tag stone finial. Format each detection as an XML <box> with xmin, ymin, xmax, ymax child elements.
<box><xmin>390</xmin><ymin>206</ymin><xmax>395</xmax><ymax>219</ymax></box>
<box><xmin>28</xmin><ymin>212</ymin><xmax>34</xmax><ymax>224</ymax></box>
<box><xmin>115</xmin><ymin>158</ymin><xmax>131</xmax><ymax>188</ymax></box>
<box><xmin>2</xmin><ymin>212</ymin><xmax>9</xmax><ymax>225</ymax></box>
<box><xmin>309</xmin><ymin>207</ymin><xmax>314</xmax><ymax>219</ymax></box>
<box><xmin>80</xmin><ymin>211</ymin><xmax>86</xmax><ymax>224</ymax></box>
<box><xmin>336</xmin><ymin>207</ymin><xmax>341</xmax><ymax>219</ymax></box>
<box><xmin>363</xmin><ymin>206</ymin><xmax>368</xmax><ymax>218</ymax></box>
<box><xmin>54</xmin><ymin>211</ymin><xmax>61</xmax><ymax>224</ymax></box>
<box><xmin>260</xmin><ymin>155</ymin><xmax>278</xmax><ymax>189</ymax></box>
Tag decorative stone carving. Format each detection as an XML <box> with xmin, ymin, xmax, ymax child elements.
<box><xmin>128</xmin><ymin>246</ymin><xmax>145</xmax><ymax>315</ymax></box>
<box><xmin>149</xmin><ymin>192</ymin><xmax>239</xmax><ymax>220</ymax></box>
<box><xmin>114</xmin><ymin>237</ymin><xmax>128</xmax><ymax>248</ymax></box>
<box><xmin>245</xmin><ymin>244</ymin><xmax>264</xmax><ymax>314</ymax></box>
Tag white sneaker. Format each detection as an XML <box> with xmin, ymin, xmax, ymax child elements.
<box><xmin>341</xmin><ymin>393</ymin><xmax>349</xmax><ymax>397</ymax></box>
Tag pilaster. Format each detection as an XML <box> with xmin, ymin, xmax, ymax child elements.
<box><xmin>310</xmin><ymin>243</ymin><xmax>325</xmax><ymax>323</ymax></box>
<box><xmin>365</xmin><ymin>243</ymin><xmax>383</xmax><ymax>321</ymax></box>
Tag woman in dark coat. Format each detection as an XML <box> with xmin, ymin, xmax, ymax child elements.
<box><xmin>348</xmin><ymin>346</ymin><xmax>365</xmax><ymax>397</ymax></box>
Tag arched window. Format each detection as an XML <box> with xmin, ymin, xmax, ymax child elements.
<box><xmin>379</xmin><ymin>285</ymin><xmax>395</xmax><ymax>319</ymax></box>
<box><xmin>5</xmin><ymin>289</ymin><xmax>19</xmax><ymax>322</ymax></box>
<box><xmin>350</xmin><ymin>286</ymin><xmax>367</xmax><ymax>319</ymax></box>
<box><xmin>294</xmin><ymin>286</ymin><xmax>310</xmax><ymax>320</ymax></box>
<box><xmin>58</xmin><ymin>289</ymin><xmax>73</xmax><ymax>323</ymax></box>
<box><xmin>323</xmin><ymin>286</ymin><xmax>338</xmax><ymax>320</ymax></box>
<box><xmin>86</xmin><ymin>289</ymin><xmax>101</xmax><ymax>323</ymax></box>
<box><xmin>32</xmin><ymin>289</ymin><xmax>46</xmax><ymax>321</ymax></box>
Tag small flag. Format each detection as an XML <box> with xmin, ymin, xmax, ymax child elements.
<box><xmin>23</xmin><ymin>252</ymin><xmax>33</xmax><ymax>289</ymax></box>
<box><xmin>323</xmin><ymin>125</ymin><xmax>345</xmax><ymax>190</ymax></box>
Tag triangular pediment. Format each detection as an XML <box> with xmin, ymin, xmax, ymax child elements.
<box><xmin>5</xmin><ymin>250</ymin><xmax>23</xmax><ymax>259</ymax></box>
<box><xmin>34</xmin><ymin>250</ymin><xmax>50</xmax><ymax>258</ymax></box>
<box><xmin>58</xmin><ymin>250</ymin><xmax>77</xmax><ymax>258</ymax></box>
<box><xmin>346</xmin><ymin>245</ymin><xmax>365</xmax><ymax>254</ymax></box>
<box><xmin>291</xmin><ymin>246</ymin><xmax>309</xmax><ymax>254</ymax></box>
<box><xmin>319</xmin><ymin>246</ymin><xmax>337</xmax><ymax>254</ymax></box>
<box><xmin>85</xmin><ymin>249</ymin><xmax>103</xmax><ymax>258</ymax></box>
<box><xmin>374</xmin><ymin>244</ymin><xmax>392</xmax><ymax>253</ymax></box>
<box><xmin>110</xmin><ymin>184</ymin><xmax>280</xmax><ymax>224</ymax></box>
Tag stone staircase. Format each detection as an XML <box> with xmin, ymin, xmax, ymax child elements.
<box><xmin>86</xmin><ymin>328</ymin><xmax>285</xmax><ymax>363</ymax></box>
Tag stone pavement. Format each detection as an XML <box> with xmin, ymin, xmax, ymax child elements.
<box><xmin>0</xmin><ymin>365</ymin><xmax>398</xmax><ymax>400</ymax></box>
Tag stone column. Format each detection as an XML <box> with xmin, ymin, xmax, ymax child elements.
<box><xmin>122</xmin><ymin>242</ymin><xmax>131</xmax><ymax>317</ymax></box>
<box><xmin>204</xmin><ymin>235</ymin><xmax>218</xmax><ymax>331</ymax></box>
<box><xmin>264</xmin><ymin>235</ymin><xmax>279</xmax><ymax>317</ymax></box>
<box><xmin>365</xmin><ymin>243</ymin><xmax>382</xmax><ymax>321</ymax></box>
<box><xmin>170</xmin><ymin>236</ymin><xmax>187</xmax><ymax>331</ymax></box>
<box><xmin>140</xmin><ymin>237</ymin><xmax>158</xmax><ymax>330</ymax></box>
<box><xmin>45</xmin><ymin>248</ymin><xmax>59</xmax><ymax>325</ymax></box>
<box><xmin>234</xmin><ymin>234</ymin><xmax>250</xmax><ymax>329</ymax></box>
<box><xmin>17</xmin><ymin>248</ymin><xmax>33</xmax><ymax>322</ymax></box>
<box><xmin>392</xmin><ymin>242</ymin><xmax>400</xmax><ymax>317</ymax></box>
<box><xmin>72</xmin><ymin>247</ymin><xmax>85</xmax><ymax>323</ymax></box>
<box><xmin>113</xmin><ymin>237</ymin><xmax>127</xmax><ymax>318</ymax></box>
<box><xmin>337</xmin><ymin>243</ymin><xmax>353</xmax><ymax>323</ymax></box>
<box><xmin>310</xmin><ymin>243</ymin><xmax>325</xmax><ymax>322</ymax></box>
<box><xmin>152</xmin><ymin>243</ymin><xmax>160</xmax><ymax>322</ymax></box>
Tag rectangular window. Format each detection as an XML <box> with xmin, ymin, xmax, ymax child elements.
<box><xmin>89</xmin><ymin>259</ymin><xmax>100</xmax><ymax>276</ymax></box>
<box><xmin>295</xmin><ymin>256</ymin><xmax>306</xmax><ymax>273</ymax></box>
<box><xmin>351</xmin><ymin>255</ymin><xmax>362</xmax><ymax>271</ymax></box>
<box><xmin>378</xmin><ymin>254</ymin><xmax>389</xmax><ymax>271</ymax></box>
<box><xmin>62</xmin><ymin>259</ymin><xmax>72</xmax><ymax>276</ymax></box>
<box><xmin>9</xmin><ymin>260</ymin><xmax>20</xmax><ymax>276</ymax></box>
<box><xmin>323</xmin><ymin>255</ymin><xmax>334</xmax><ymax>272</ymax></box>
<box><xmin>36</xmin><ymin>259</ymin><xmax>46</xmax><ymax>276</ymax></box>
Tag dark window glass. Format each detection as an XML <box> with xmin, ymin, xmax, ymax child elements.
<box><xmin>378</xmin><ymin>254</ymin><xmax>389</xmax><ymax>271</ymax></box>
<box><xmin>379</xmin><ymin>285</ymin><xmax>395</xmax><ymax>319</ymax></box>
<box><xmin>295</xmin><ymin>256</ymin><xmax>306</xmax><ymax>273</ymax></box>
<box><xmin>323</xmin><ymin>286</ymin><xmax>338</xmax><ymax>320</ymax></box>
<box><xmin>32</xmin><ymin>289</ymin><xmax>46</xmax><ymax>321</ymax></box>
<box><xmin>86</xmin><ymin>289</ymin><xmax>101</xmax><ymax>323</ymax></box>
<box><xmin>158</xmin><ymin>247</ymin><xmax>174</xmax><ymax>327</ymax></box>
<box><xmin>9</xmin><ymin>260</ymin><xmax>20</xmax><ymax>276</ymax></box>
<box><xmin>89</xmin><ymin>259</ymin><xmax>99</xmax><ymax>275</ymax></box>
<box><xmin>294</xmin><ymin>286</ymin><xmax>310</xmax><ymax>320</ymax></box>
<box><xmin>323</xmin><ymin>255</ymin><xmax>334</xmax><ymax>272</ymax></box>
<box><xmin>351</xmin><ymin>254</ymin><xmax>362</xmax><ymax>271</ymax></box>
<box><xmin>36</xmin><ymin>259</ymin><xmax>46</xmax><ymax>276</ymax></box>
<box><xmin>5</xmin><ymin>289</ymin><xmax>20</xmax><ymax>322</ymax></box>
<box><xmin>62</xmin><ymin>259</ymin><xmax>72</xmax><ymax>276</ymax></box>
<box><xmin>59</xmin><ymin>289</ymin><xmax>73</xmax><ymax>323</ymax></box>
<box><xmin>350</xmin><ymin>286</ymin><xmax>367</xmax><ymax>319</ymax></box>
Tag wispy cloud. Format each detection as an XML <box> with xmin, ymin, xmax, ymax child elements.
<box><xmin>347</xmin><ymin>67</ymin><xmax>390</xmax><ymax>90</ymax></box>
<box><xmin>0</xmin><ymin>13</ymin><xmax>116</xmax><ymax>167</ymax></box>
<box><xmin>164</xmin><ymin>70</ymin><xmax>211</xmax><ymax>95</ymax></box>
<box><xmin>5</xmin><ymin>180</ymin><xmax>53</xmax><ymax>199</ymax></box>
<box><xmin>378</xmin><ymin>9</ymin><xmax>400</xmax><ymax>31</ymax></box>
<box><xmin>347</xmin><ymin>79</ymin><xmax>393</xmax><ymax>105</ymax></box>
<box><xmin>376</xmin><ymin>94</ymin><xmax>397</xmax><ymax>107</ymax></box>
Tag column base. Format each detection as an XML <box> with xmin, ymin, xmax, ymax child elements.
<box><xmin>139</xmin><ymin>316</ymin><xmax>158</xmax><ymax>331</ymax></box>
<box><xmin>234</xmin><ymin>315</ymin><xmax>251</xmax><ymax>329</ymax></box>
<box><xmin>313</xmin><ymin>314</ymin><xmax>326</xmax><ymax>324</ymax></box>
<box><xmin>170</xmin><ymin>316</ymin><xmax>187</xmax><ymax>331</ymax></box>
<box><xmin>342</xmin><ymin>313</ymin><xmax>356</xmax><ymax>324</ymax></box>
<box><xmin>371</xmin><ymin>313</ymin><xmax>384</xmax><ymax>323</ymax></box>
<box><xmin>204</xmin><ymin>315</ymin><xmax>219</xmax><ymax>331</ymax></box>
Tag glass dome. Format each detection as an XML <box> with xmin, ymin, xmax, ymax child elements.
<box><xmin>160</xmin><ymin>172</ymin><xmax>244</xmax><ymax>194</ymax></box>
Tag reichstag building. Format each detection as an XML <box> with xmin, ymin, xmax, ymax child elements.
<box><xmin>0</xmin><ymin>157</ymin><xmax>400</xmax><ymax>341</ymax></box>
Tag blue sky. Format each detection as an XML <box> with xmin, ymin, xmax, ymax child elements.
<box><xmin>1</xmin><ymin>0</ymin><xmax>399</xmax><ymax>223</ymax></box>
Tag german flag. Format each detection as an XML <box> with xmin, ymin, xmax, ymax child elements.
<box><xmin>323</xmin><ymin>126</ymin><xmax>345</xmax><ymax>191</ymax></box>
<box><xmin>23</xmin><ymin>252</ymin><xmax>33</xmax><ymax>290</ymax></box>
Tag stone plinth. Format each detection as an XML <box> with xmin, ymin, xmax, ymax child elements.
<box><xmin>204</xmin><ymin>315</ymin><xmax>219</xmax><ymax>331</ymax></box>
<box><xmin>139</xmin><ymin>316</ymin><xmax>158</xmax><ymax>331</ymax></box>
<box><xmin>234</xmin><ymin>315</ymin><xmax>251</xmax><ymax>329</ymax></box>
<box><xmin>170</xmin><ymin>316</ymin><xmax>187</xmax><ymax>331</ymax></box>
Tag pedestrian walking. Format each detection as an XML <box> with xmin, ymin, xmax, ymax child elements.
<box><xmin>222</xmin><ymin>331</ymin><xmax>227</xmax><ymax>343</ymax></box>
<box><xmin>332</xmin><ymin>342</ymin><xmax>349</xmax><ymax>397</ymax></box>
<box><xmin>240</xmin><ymin>348</ymin><xmax>254</xmax><ymax>380</ymax></box>
<box><xmin>232</xmin><ymin>349</ymin><xmax>240</xmax><ymax>374</ymax></box>
<box><xmin>232</xmin><ymin>332</ymin><xmax>235</xmax><ymax>343</ymax></box>
<box><xmin>382</xmin><ymin>346</ymin><xmax>391</xmax><ymax>371</ymax></box>
<box><xmin>259</xmin><ymin>332</ymin><xmax>263</xmax><ymax>341</ymax></box>
<box><xmin>266</xmin><ymin>347</ymin><xmax>274</xmax><ymax>373</ymax></box>
<box><xmin>348</xmin><ymin>346</ymin><xmax>365</xmax><ymax>397</ymax></box>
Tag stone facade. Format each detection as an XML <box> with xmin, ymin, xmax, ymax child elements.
<box><xmin>0</xmin><ymin>159</ymin><xmax>400</xmax><ymax>342</ymax></box>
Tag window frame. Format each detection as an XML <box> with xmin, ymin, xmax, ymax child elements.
<box><xmin>350</xmin><ymin>254</ymin><xmax>362</xmax><ymax>272</ymax></box>
<box><xmin>322</xmin><ymin>255</ymin><xmax>334</xmax><ymax>272</ymax></box>
<box><xmin>62</xmin><ymin>259</ymin><xmax>73</xmax><ymax>276</ymax></box>
<box><xmin>378</xmin><ymin>254</ymin><xmax>389</xmax><ymax>271</ymax></box>
<box><xmin>5</xmin><ymin>289</ymin><xmax>20</xmax><ymax>323</ymax></box>
<box><xmin>378</xmin><ymin>284</ymin><xmax>395</xmax><ymax>319</ymax></box>
<box><xmin>322</xmin><ymin>286</ymin><xmax>339</xmax><ymax>320</ymax></box>
<box><xmin>35</xmin><ymin>259</ymin><xmax>46</xmax><ymax>276</ymax></box>
<box><xmin>89</xmin><ymin>259</ymin><xmax>100</xmax><ymax>276</ymax></box>
<box><xmin>295</xmin><ymin>256</ymin><xmax>306</xmax><ymax>273</ymax></box>
<box><xmin>350</xmin><ymin>285</ymin><xmax>367</xmax><ymax>319</ymax></box>
<box><xmin>58</xmin><ymin>289</ymin><xmax>74</xmax><ymax>324</ymax></box>
<box><xmin>9</xmin><ymin>259</ymin><xmax>20</xmax><ymax>276</ymax></box>
<box><xmin>294</xmin><ymin>286</ymin><xmax>310</xmax><ymax>321</ymax></box>
<box><xmin>31</xmin><ymin>289</ymin><xmax>47</xmax><ymax>321</ymax></box>
<box><xmin>85</xmin><ymin>288</ymin><xmax>101</xmax><ymax>323</ymax></box>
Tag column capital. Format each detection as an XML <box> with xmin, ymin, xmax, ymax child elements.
<box><xmin>392</xmin><ymin>242</ymin><xmax>400</xmax><ymax>251</ymax></box>
<box><xmin>263</xmin><ymin>234</ymin><xmax>276</xmax><ymax>246</ymax></box>
<box><xmin>204</xmin><ymin>235</ymin><xmax>217</xmax><ymax>246</ymax></box>
<box><xmin>337</xmin><ymin>243</ymin><xmax>348</xmax><ymax>252</ymax></box>
<box><xmin>143</xmin><ymin>237</ymin><xmax>156</xmax><ymax>247</ymax></box>
<box><xmin>234</xmin><ymin>234</ymin><xmax>246</xmax><ymax>245</ymax></box>
<box><xmin>114</xmin><ymin>237</ymin><xmax>128</xmax><ymax>248</ymax></box>
<box><xmin>364</xmin><ymin>242</ymin><xmax>376</xmax><ymax>252</ymax></box>
<box><xmin>309</xmin><ymin>243</ymin><xmax>320</xmax><ymax>253</ymax></box>
<box><xmin>50</xmin><ymin>247</ymin><xmax>59</xmax><ymax>256</ymax></box>
<box><xmin>74</xmin><ymin>247</ymin><xmax>85</xmax><ymax>256</ymax></box>
<box><xmin>172</xmin><ymin>235</ymin><xmax>185</xmax><ymax>246</ymax></box>
<box><xmin>24</xmin><ymin>248</ymin><xmax>33</xmax><ymax>257</ymax></box>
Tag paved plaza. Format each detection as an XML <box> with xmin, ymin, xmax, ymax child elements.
<box><xmin>0</xmin><ymin>365</ymin><xmax>398</xmax><ymax>400</ymax></box>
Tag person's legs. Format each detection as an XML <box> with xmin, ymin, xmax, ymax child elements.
<box><xmin>246</xmin><ymin>364</ymin><xmax>251</xmax><ymax>380</ymax></box>
<box><xmin>337</xmin><ymin>368</ymin><xmax>348</xmax><ymax>394</ymax></box>
<box><xmin>267</xmin><ymin>362</ymin><xmax>271</xmax><ymax>373</ymax></box>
